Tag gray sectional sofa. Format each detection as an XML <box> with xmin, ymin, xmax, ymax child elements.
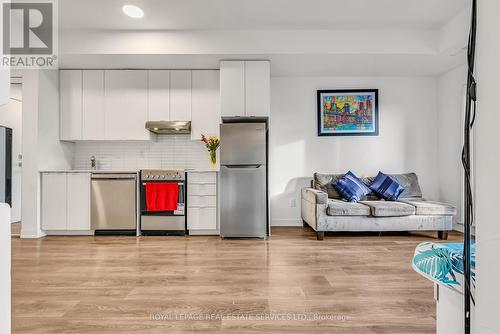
<box><xmin>301</xmin><ymin>172</ymin><xmax>456</xmax><ymax>240</ymax></box>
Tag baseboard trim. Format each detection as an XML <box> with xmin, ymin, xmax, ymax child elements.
<box><xmin>188</xmin><ymin>230</ymin><xmax>220</xmax><ymax>236</ymax></box>
<box><xmin>44</xmin><ymin>230</ymin><xmax>95</xmax><ymax>236</ymax></box>
<box><xmin>20</xmin><ymin>230</ymin><xmax>46</xmax><ymax>239</ymax></box>
<box><xmin>271</xmin><ymin>219</ymin><xmax>303</xmax><ymax>227</ymax></box>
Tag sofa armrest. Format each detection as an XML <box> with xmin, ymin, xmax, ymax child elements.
<box><xmin>301</xmin><ymin>188</ymin><xmax>328</xmax><ymax>232</ymax></box>
<box><xmin>301</xmin><ymin>188</ymin><xmax>328</xmax><ymax>205</ymax></box>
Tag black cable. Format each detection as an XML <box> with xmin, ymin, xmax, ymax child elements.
<box><xmin>462</xmin><ymin>1</ymin><xmax>477</xmax><ymax>333</ymax></box>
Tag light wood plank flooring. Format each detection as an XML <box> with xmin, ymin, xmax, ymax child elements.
<box><xmin>12</xmin><ymin>227</ymin><xmax>461</xmax><ymax>333</ymax></box>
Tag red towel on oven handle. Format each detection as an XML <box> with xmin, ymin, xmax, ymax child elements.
<box><xmin>145</xmin><ymin>183</ymin><xmax>179</xmax><ymax>212</ymax></box>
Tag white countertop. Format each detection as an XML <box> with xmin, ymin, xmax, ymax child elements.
<box><xmin>39</xmin><ymin>169</ymin><xmax>218</xmax><ymax>173</ymax></box>
<box><xmin>39</xmin><ymin>170</ymin><xmax>139</xmax><ymax>174</ymax></box>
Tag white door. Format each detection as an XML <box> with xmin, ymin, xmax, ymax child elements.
<box><xmin>66</xmin><ymin>173</ymin><xmax>90</xmax><ymax>230</ymax></box>
<box><xmin>148</xmin><ymin>70</ymin><xmax>170</xmax><ymax>121</ymax></box>
<box><xmin>220</xmin><ymin>61</ymin><xmax>245</xmax><ymax>117</ymax></box>
<box><xmin>170</xmin><ymin>70</ymin><xmax>192</xmax><ymax>121</ymax></box>
<box><xmin>191</xmin><ymin>70</ymin><xmax>220</xmax><ymax>140</ymax></box>
<box><xmin>105</xmin><ymin>70</ymin><xmax>149</xmax><ymax>140</ymax></box>
<box><xmin>60</xmin><ymin>70</ymin><xmax>82</xmax><ymax>141</ymax></box>
<box><xmin>41</xmin><ymin>173</ymin><xmax>67</xmax><ymax>230</ymax></box>
<box><xmin>245</xmin><ymin>61</ymin><xmax>270</xmax><ymax>117</ymax></box>
<box><xmin>82</xmin><ymin>70</ymin><xmax>105</xmax><ymax>140</ymax></box>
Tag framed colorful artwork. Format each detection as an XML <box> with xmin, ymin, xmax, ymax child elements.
<box><xmin>317</xmin><ymin>89</ymin><xmax>379</xmax><ymax>136</ymax></box>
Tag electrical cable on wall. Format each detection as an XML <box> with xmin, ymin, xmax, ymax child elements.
<box><xmin>462</xmin><ymin>0</ymin><xmax>477</xmax><ymax>333</ymax></box>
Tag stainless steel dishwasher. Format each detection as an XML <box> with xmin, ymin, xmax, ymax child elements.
<box><xmin>91</xmin><ymin>173</ymin><xmax>137</xmax><ymax>235</ymax></box>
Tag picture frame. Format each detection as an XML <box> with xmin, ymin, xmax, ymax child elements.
<box><xmin>317</xmin><ymin>89</ymin><xmax>379</xmax><ymax>136</ymax></box>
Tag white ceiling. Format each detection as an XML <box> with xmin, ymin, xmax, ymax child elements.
<box><xmin>60</xmin><ymin>0</ymin><xmax>469</xmax><ymax>31</ymax></box>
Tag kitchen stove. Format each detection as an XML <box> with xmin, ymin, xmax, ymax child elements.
<box><xmin>139</xmin><ymin>169</ymin><xmax>187</xmax><ymax>236</ymax></box>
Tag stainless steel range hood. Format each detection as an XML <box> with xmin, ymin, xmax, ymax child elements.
<box><xmin>145</xmin><ymin>121</ymin><xmax>191</xmax><ymax>134</ymax></box>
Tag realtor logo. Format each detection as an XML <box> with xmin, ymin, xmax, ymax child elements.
<box><xmin>2</xmin><ymin>0</ymin><xmax>58</xmax><ymax>69</ymax></box>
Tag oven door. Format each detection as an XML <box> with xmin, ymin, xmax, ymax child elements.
<box><xmin>140</xmin><ymin>181</ymin><xmax>185</xmax><ymax>216</ymax></box>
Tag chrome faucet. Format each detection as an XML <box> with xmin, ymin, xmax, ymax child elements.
<box><xmin>90</xmin><ymin>156</ymin><xmax>97</xmax><ymax>170</ymax></box>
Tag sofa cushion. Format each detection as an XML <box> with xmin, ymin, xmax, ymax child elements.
<box><xmin>327</xmin><ymin>199</ymin><xmax>371</xmax><ymax>216</ymax></box>
<box><xmin>313</xmin><ymin>173</ymin><xmax>343</xmax><ymax>199</ymax></box>
<box><xmin>388</xmin><ymin>173</ymin><xmax>422</xmax><ymax>198</ymax></box>
<box><xmin>333</xmin><ymin>171</ymin><xmax>372</xmax><ymax>202</ymax></box>
<box><xmin>360</xmin><ymin>200</ymin><xmax>416</xmax><ymax>217</ymax></box>
<box><xmin>399</xmin><ymin>199</ymin><xmax>457</xmax><ymax>216</ymax></box>
<box><xmin>370</xmin><ymin>172</ymin><xmax>405</xmax><ymax>201</ymax></box>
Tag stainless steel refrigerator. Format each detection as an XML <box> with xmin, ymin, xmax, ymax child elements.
<box><xmin>220</xmin><ymin>121</ymin><xmax>268</xmax><ymax>238</ymax></box>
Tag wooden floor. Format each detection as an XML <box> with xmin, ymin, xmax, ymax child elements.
<box><xmin>11</xmin><ymin>227</ymin><xmax>462</xmax><ymax>333</ymax></box>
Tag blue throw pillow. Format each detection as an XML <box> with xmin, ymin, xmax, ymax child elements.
<box><xmin>370</xmin><ymin>172</ymin><xmax>405</xmax><ymax>201</ymax></box>
<box><xmin>333</xmin><ymin>171</ymin><xmax>371</xmax><ymax>202</ymax></box>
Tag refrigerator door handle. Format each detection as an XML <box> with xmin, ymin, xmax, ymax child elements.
<box><xmin>223</xmin><ymin>164</ymin><xmax>262</xmax><ymax>169</ymax></box>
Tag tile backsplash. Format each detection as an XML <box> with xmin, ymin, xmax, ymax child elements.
<box><xmin>73</xmin><ymin>135</ymin><xmax>213</xmax><ymax>170</ymax></box>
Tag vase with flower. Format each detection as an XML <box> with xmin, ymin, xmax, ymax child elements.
<box><xmin>201</xmin><ymin>134</ymin><xmax>220</xmax><ymax>169</ymax></box>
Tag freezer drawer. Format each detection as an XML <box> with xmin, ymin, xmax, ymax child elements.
<box><xmin>220</xmin><ymin>123</ymin><xmax>266</xmax><ymax>165</ymax></box>
<box><xmin>91</xmin><ymin>175</ymin><xmax>137</xmax><ymax>230</ymax></box>
<box><xmin>220</xmin><ymin>165</ymin><xmax>267</xmax><ymax>237</ymax></box>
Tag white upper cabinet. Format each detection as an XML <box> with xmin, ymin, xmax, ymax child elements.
<box><xmin>220</xmin><ymin>61</ymin><xmax>245</xmax><ymax>117</ymax></box>
<box><xmin>105</xmin><ymin>70</ymin><xmax>149</xmax><ymax>140</ymax></box>
<box><xmin>191</xmin><ymin>70</ymin><xmax>220</xmax><ymax>140</ymax></box>
<box><xmin>245</xmin><ymin>61</ymin><xmax>271</xmax><ymax>117</ymax></box>
<box><xmin>82</xmin><ymin>70</ymin><xmax>105</xmax><ymax>140</ymax></box>
<box><xmin>220</xmin><ymin>60</ymin><xmax>270</xmax><ymax>117</ymax></box>
<box><xmin>170</xmin><ymin>70</ymin><xmax>192</xmax><ymax>121</ymax></box>
<box><xmin>59</xmin><ymin>69</ymin><xmax>220</xmax><ymax>141</ymax></box>
<box><xmin>60</xmin><ymin>70</ymin><xmax>82</xmax><ymax>141</ymax></box>
<box><xmin>148</xmin><ymin>70</ymin><xmax>170</xmax><ymax>121</ymax></box>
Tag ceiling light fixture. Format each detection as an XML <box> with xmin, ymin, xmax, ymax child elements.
<box><xmin>122</xmin><ymin>4</ymin><xmax>144</xmax><ymax>19</ymax></box>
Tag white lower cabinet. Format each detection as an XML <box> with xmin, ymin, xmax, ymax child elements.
<box><xmin>41</xmin><ymin>173</ymin><xmax>91</xmax><ymax>231</ymax></box>
<box><xmin>187</xmin><ymin>207</ymin><xmax>217</xmax><ymax>230</ymax></box>
<box><xmin>187</xmin><ymin>172</ymin><xmax>218</xmax><ymax>233</ymax></box>
<box><xmin>41</xmin><ymin>173</ymin><xmax>67</xmax><ymax>230</ymax></box>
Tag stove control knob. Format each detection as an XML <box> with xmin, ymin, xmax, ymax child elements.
<box><xmin>145</xmin><ymin>175</ymin><xmax>149</xmax><ymax>179</ymax></box>
<box><xmin>161</xmin><ymin>175</ymin><xmax>165</xmax><ymax>179</ymax></box>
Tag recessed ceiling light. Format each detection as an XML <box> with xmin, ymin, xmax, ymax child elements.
<box><xmin>122</xmin><ymin>4</ymin><xmax>144</xmax><ymax>19</ymax></box>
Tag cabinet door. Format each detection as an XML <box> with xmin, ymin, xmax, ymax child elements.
<box><xmin>187</xmin><ymin>207</ymin><xmax>217</xmax><ymax>230</ymax></box>
<box><xmin>220</xmin><ymin>61</ymin><xmax>245</xmax><ymax>117</ymax></box>
<box><xmin>191</xmin><ymin>70</ymin><xmax>220</xmax><ymax>140</ymax></box>
<box><xmin>82</xmin><ymin>70</ymin><xmax>105</xmax><ymax>140</ymax></box>
<box><xmin>105</xmin><ymin>70</ymin><xmax>149</xmax><ymax>140</ymax></box>
<box><xmin>60</xmin><ymin>70</ymin><xmax>82</xmax><ymax>141</ymax></box>
<box><xmin>245</xmin><ymin>61</ymin><xmax>270</xmax><ymax>117</ymax></box>
<box><xmin>66</xmin><ymin>173</ymin><xmax>90</xmax><ymax>230</ymax></box>
<box><xmin>148</xmin><ymin>70</ymin><xmax>170</xmax><ymax>121</ymax></box>
<box><xmin>41</xmin><ymin>173</ymin><xmax>67</xmax><ymax>230</ymax></box>
<box><xmin>170</xmin><ymin>70</ymin><xmax>192</xmax><ymax>121</ymax></box>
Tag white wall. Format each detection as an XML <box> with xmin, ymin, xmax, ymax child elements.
<box><xmin>0</xmin><ymin>204</ymin><xmax>11</xmax><ymax>334</ymax></box>
<box><xmin>21</xmin><ymin>70</ymin><xmax>74</xmax><ymax>238</ymax></box>
<box><xmin>0</xmin><ymin>70</ymin><xmax>8</xmax><ymax>107</ymax></box>
<box><xmin>0</xmin><ymin>0</ymin><xmax>8</xmax><ymax>106</ymax></box>
<box><xmin>73</xmin><ymin>135</ymin><xmax>213</xmax><ymax>171</ymax></box>
<box><xmin>0</xmin><ymin>84</ymin><xmax>23</xmax><ymax>222</ymax></box>
<box><xmin>269</xmin><ymin>76</ymin><xmax>439</xmax><ymax>226</ymax></box>
<box><xmin>437</xmin><ymin>65</ymin><xmax>467</xmax><ymax>226</ymax></box>
<box><xmin>475</xmin><ymin>0</ymin><xmax>500</xmax><ymax>332</ymax></box>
